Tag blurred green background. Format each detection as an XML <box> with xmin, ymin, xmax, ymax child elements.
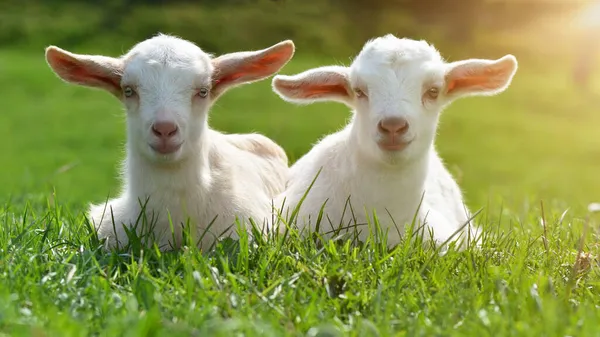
<box><xmin>0</xmin><ymin>0</ymin><xmax>599</xmax><ymax>215</ymax></box>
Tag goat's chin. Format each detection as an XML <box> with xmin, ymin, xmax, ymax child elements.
<box><xmin>356</xmin><ymin>142</ymin><xmax>408</xmax><ymax>167</ymax></box>
<box><xmin>379</xmin><ymin>150</ymin><xmax>411</xmax><ymax>166</ymax></box>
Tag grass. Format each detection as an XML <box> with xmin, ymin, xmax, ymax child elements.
<box><xmin>1</xmin><ymin>44</ymin><xmax>600</xmax><ymax>336</ymax></box>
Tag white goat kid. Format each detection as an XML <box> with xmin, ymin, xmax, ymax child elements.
<box><xmin>272</xmin><ymin>34</ymin><xmax>518</xmax><ymax>248</ymax></box>
<box><xmin>45</xmin><ymin>34</ymin><xmax>295</xmax><ymax>251</ymax></box>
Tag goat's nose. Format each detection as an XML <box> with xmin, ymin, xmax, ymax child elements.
<box><xmin>151</xmin><ymin>121</ymin><xmax>179</xmax><ymax>139</ymax></box>
<box><xmin>378</xmin><ymin>117</ymin><xmax>409</xmax><ymax>135</ymax></box>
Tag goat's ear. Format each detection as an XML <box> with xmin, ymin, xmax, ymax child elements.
<box><xmin>444</xmin><ymin>54</ymin><xmax>518</xmax><ymax>99</ymax></box>
<box><xmin>210</xmin><ymin>40</ymin><xmax>295</xmax><ymax>99</ymax></box>
<box><xmin>271</xmin><ymin>66</ymin><xmax>354</xmax><ymax>107</ymax></box>
<box><xmin>45</xmin><ymin>46</ymin><xmax>124</xmax><ymax>97</ymax></box>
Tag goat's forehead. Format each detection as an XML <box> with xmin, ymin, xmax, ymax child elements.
<box><xmin>351</xmin><ymin>36</ymin><xmax>442</xmax><ymax>72</ymax></box>
<box><xmin>122</xmin><ymin>35</ymin><xmax>213</xmax><ymax>80</ymax></box>
<box><xmin>350</xmin><ymin>36</ymin><xmax>444</xmax><ymax>86</ymax></box>
<box><xmin>127</xmin><ymin>34</ymin><xmax>210</xmax><ymax>60</ymax></box>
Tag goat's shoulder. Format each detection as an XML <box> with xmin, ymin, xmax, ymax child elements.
<box><xmin>425</xmin><ymin>150</ymin><xmax>460</xmax><ymax>194</ymax></box>
<box><xmin>424</xmin><ymin>149</ymin><xmax>468</xmax><ymax>219</ymax></box>
<box><xmin>222</xmin><ymin>132</ymin><xmax>288</xmax><ymax>165</ymax></box>
<box><xmin>207</xmin><ymin>130</ymin><xmax>287</xmax><ymax>196</ymax></box>
<box><xmin>291</xmin><ymin>127</ymin><xmax>350</xmax><ymax>174</ymax></box>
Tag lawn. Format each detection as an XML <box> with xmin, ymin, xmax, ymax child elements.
<box><xmin>1</xmin><ymin>44</ymin><xmax>600</xmax><ymax>336</ymax></box>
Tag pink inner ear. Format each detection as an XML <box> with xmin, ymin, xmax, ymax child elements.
<box><xmin>279</xmin><ymin>81</ymin><xmax>349</xmax><ymax>99</ymax></box>
<box><xmin>447</xmin><ymin>75</ymin><xmax>491</xmax><ymax>93</ymax></box>
<box><xmin>56</xmin><ymin>56</ymin><xmax>120</xmax><ymax>93</ymax></box>
<box><xmin>303</xmin><ymin>83</ymin><xmax>349</xmax><ymax>98</ymax></box>
<box><xmin>216</xmin><ymin>52</ymin><xmax>288</xmax><ymax>87</ymax></box>
<box><xmin>447</xmin><ymin>63</ymin><xmax>511</xmax><ymax>94</ymax></box>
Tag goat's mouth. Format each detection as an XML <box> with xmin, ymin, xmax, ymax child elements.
<box><xmin>377</xmin><ymin>139</ymin><xmax>412</xmax><ymax>152</ymax></box>
<box><xmin>149</xmin><ymin>142</ymin><xmax>183</xmax><ymax>155</ymax></box>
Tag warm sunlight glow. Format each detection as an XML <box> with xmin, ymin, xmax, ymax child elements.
<box><xmin>578</xmin><ymin>0</ymin><xmax>600</xmax><ymax>29</ymax></box>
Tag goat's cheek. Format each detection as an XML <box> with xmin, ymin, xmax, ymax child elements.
<box><xmin>123</xmin><ymin>98</ymin><xmax>140</xmax><ymax>115</ymax></box>
<box><xmin>356</xmin><ymin>98</ymin><xmax>370</xmax><ymax>111</ymax></box>
<box><xmin>191</xmin><ymin>99</ymin><xmax>209</xmax><ymax>115</ymax></box>
<box><xmin>422</xmin><ymin>100</ymin><xmax>434</xmax><ymax>111</ymax></box>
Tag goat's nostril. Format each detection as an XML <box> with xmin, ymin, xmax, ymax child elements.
<box><xmin>377</xmin><ymin>121</ymin><xmax>388</xmax><ymax>133</ymax></box>
<box><xmin>152</xmin><ymin>122</ymin><xmax>178</xmax><ymax>138</ymax></box>
<box><xmin>399</xmin><ymin>122</ymin><xmax>409</xmax><ymax>133</ymax></box>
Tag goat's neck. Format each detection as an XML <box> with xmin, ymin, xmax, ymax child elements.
<box><xmin>123</xmin><ymin>131</ymin><xmax>212</xmax><ymax>198</ymax></box>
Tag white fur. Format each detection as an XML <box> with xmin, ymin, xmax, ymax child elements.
<box><xmin>45</xmin><ymin>34</ymin><xmax>295</xmax><ymax>251</ymax></box>
<box><xmin>271</xmin><ymin>34</ymin><xmax>518</xmax><ymax>248</ymax></box>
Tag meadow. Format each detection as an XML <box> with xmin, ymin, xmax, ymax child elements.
<box><xmin>1</xmin><ymin>25</ymin><xmax>600</xmax><ymax>336</ymax></box>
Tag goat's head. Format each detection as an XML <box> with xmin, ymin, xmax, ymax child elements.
<box><xmin>272</xmin><ymin>34</ymin><xmax>517</xmax><ymax>165</ymax></box>
<box><xmin>45</xmin><ymin>34</ymin><xmax>295</xmax><ymax>164</ymax></box>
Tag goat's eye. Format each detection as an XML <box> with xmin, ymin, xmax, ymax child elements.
<box><xmin>426</xmin><ymin>87</ymin><xmax>439</xmax><ymax>100</ymax></box>
<box><xmin>123</xmin><ymin>86</ymin><xmax>135</xmax><ymax>98</ymax></box>
<box><xmin>353</xmin><ymin>88</ymin><xmax>366</xmax><ymax>98</ymax></box>
<box><xmin>197</xmin><ymin>87</ymin><xmax>209</xmax><ymax>98</ymax></box>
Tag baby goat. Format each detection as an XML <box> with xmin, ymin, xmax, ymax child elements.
<box><xmin>45</xmin><ymin>34</ymin><xmax>294</xmax><ymax>251</ymax></box>
<box><xmin>271</xmin><ymin>34</ymin><xmax>518</xmax><ymax>247</ymax></box>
